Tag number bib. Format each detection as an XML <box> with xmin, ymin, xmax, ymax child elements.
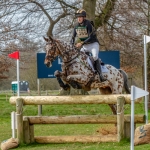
<box><xmin>76</xmin><ymin>26</ymin><xmax>88</xmax><ymax>40</ymax></box>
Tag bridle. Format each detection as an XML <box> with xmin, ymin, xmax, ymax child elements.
<box><xmin>45</xmin><ymin>40</ymin><xmax>58</xmax><ymax>62</ymax></box>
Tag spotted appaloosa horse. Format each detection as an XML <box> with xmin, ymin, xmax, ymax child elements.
<box><xmin>44</xmin><ymin>36</ymin><xmax>130</xmax><ymax>114</ymax></box>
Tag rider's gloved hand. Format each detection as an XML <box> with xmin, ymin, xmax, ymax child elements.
<box><xmin>75</xmin><ymin>42</ymin><xmax>84</xmax><ymax>48</ymax></box>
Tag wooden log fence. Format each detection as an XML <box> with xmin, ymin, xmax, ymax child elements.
<box><xmin>9</xmin><ymin>94</ymin><xmax>142</xmax><ymax>105</ymax></box>
<box><xmin>9</xmin><ymin>94</ymin><xmax>144</xmax><ymax>144</ymax></box>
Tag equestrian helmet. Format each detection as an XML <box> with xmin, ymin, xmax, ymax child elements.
<box><xmin>75</xmin><ymin>9</ymin><xmax>86</xmax><ymax>17</ymax></box>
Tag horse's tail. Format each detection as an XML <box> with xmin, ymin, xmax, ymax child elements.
<box><xmin>119</xmin><ymin>69</ymin><xmax>130</xmax><ymax>94</ymax></box>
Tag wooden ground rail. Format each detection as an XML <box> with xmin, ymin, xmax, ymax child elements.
<box><xmin>9</xmin><ymin>94</ymin><xmax>144</xmax><ymax>144</ymax></box>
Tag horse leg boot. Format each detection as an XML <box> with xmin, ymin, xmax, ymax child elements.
<box><xmin>56</xmin><ymin>77</ymin><xmax>70</xmax><ymax>90</ymax></box>
<box><xmin>95</xmin><ymin>59</ymin><xmax>106</xmax><ymax>82</ymax></box>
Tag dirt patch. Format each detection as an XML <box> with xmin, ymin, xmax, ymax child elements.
<box><xmin>96</xmin><ymin>125</ymin><xmax>117</xmax><ymax>135</ymax></box>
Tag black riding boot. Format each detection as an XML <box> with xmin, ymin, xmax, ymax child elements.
<box><xmin>95</xmin><ymin>59</ymin><xmax>106</xmax><ymax>82</ymax></box>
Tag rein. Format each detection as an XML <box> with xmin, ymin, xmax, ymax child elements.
<box><xmin>55</xmin><ymin>41</ymin><xmax>79</xmax><ymax>64</ymax></box>
<box><xmin>63</xmin><ymin>53</ymin><xmax>79</xmax><ymax>64</ymax></box>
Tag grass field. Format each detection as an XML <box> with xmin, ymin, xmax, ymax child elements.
<box><xmin>0</xmin><ymin>91</ymin><xmax>150</xmax><ymax>150</ymax></box>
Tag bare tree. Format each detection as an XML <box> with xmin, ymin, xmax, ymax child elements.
<box><xmin>0</xmin><ymin>0</ymin><xmax>148</xmax><ymax>91</ymax></box>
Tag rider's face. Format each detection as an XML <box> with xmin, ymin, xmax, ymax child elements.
<box><xmin>77</xmin><ymin>17</ymin><xmax>84</xmax><ymax>24</ymax></box>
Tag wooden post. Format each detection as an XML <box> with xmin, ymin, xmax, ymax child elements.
<box><xmin>117</xmin><ymin>96</ymin><xmax>125</xmax><ymax>142</ymax></box>
<box><xmin>29</xmin><ymin>124</ymin><xmax>35</xmax><ymax>143</ymax></box>
<box><xmin>23</xmin><ymin>117</ymin><xmax>30</xmax><ymax>144</ymax></box>
<box><xmin>16</xmin><ymin>98</ymin><xmax>24</xmax><ymax>144</ymax></box>
<box><xmin>124</xmin><ymin>116</ymin><xmax>136</xmax><ymax>139</ymax></box>
<box><xmin>23</xmin><ymin>117</ymin><xmax>35</xmax><ymax>144</ymax></box>
<box><xmin>124</xmin><ymin>115</ymin><xmax>130</xmax><ymax>138</ymax></box>
<box><xmin>124</xmin><ymin>122</ymin><xmax>130</xmax><ymax>139</ymax></box>
<box><xmin>37</xmin><ymin>79</ymin><xmax>42</xmax><ymax>116</ymax></box>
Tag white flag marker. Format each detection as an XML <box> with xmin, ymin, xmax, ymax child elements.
<box><xmin>144</xmin><ymin>35</ymin><xmax>150</xmax><ymax>44</ymax></box>
<box><xmin>131</xmin><ymin>86</ymin><xmax>149</xmax><ymax>100</ymax></box>
<box><xmin>130</xmin><ymin>86</ymin><xmax>149</xmax><ymax>150</ymax></box>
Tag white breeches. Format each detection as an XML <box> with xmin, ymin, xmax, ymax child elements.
<box><xmin>80</xmin><ymin>42</ymin><xmax>99</xmax><ymax>61</ymax></box>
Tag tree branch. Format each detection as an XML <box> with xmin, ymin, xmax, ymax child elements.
<box><xmin>56</xmin><ymin>0</ymin><xmax>78</xmax><ymax>10</ymax></box>
<box><xmin>28</xmin><ymin>0</ymin><xmax>53</xmax><ymax>22</ymax></box>
<box><xmin>96</xmin><ymin>0</ymin><xmax>117</xmax><ymax>27</ymax></box>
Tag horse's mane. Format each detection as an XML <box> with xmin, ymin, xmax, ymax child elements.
<box><xmin>56</xmin><ymin>39</ymin><xmax>78</xmax><ymax>52</ymax></box>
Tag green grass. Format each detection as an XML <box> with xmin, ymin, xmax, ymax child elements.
<box><xmin>0</xmin><ymin>92</ymin><xmax>150</xmax><ymax>150</ymax></box>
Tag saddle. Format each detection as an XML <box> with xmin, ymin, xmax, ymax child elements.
<box><xmin>85</xmin><ymin>52</ymin><xmax>104</xmax><ymax>65</ymax></box>
<box><xmin>88</xmin><ymin>55</ymin><xmax>105</xmax><ymax>67</ymax></box>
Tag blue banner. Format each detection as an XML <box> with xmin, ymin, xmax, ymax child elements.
<box><xmin>37</xmin><ymin>51</ymin><xmax>120</xmax><ymax>78</ymax></box>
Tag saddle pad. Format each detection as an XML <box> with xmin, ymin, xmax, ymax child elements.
<box><xmin>87</xmin><ymin>57</ymin><xmax>108</xmax><ymax>73</ymax></box>
<box><xmin>101</xmin><ymin>65</ymin><xmax>108</xmax><ymax>73</ymax></box>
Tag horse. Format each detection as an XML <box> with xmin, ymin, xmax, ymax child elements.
<box><xmin>44</xmin><ymin>36</ymin><xmax>130</xmax><ymax>115</ymax></box>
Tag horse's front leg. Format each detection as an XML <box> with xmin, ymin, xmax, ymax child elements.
<box><xmin>54</xmin><ymin>70</ymin><xmax>70</xmax><ymax>91</ymax></box>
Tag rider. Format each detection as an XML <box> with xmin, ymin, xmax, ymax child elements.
<box><xmin>70</xmin><ymin>9</ymin><xmax>106</xmax><ymax>82</ymax></box>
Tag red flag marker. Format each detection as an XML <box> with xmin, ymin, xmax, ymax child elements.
<box><xmin>8</xmin><ymin>51</ymin><xmax>19</xmax><ymax>59</ymax></box>
<box><xmin>8</xmin><ymin>50</ymin><xmax>20</xmax><ymax>96</ymax></box>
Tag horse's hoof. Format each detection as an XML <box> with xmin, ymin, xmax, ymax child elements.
<box><xmin>64</xmin><ymin>84</ymin><xmax>70</xmax><ymax>91</ymax></box>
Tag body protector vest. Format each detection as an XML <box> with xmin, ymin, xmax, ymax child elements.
<box><xmin>76</xmin><ymin>26</ymin><xmax>88</xmax><ymax>41</ymax></box>
<box><xmin>71</xmin><ymin>19</ymin><xmax>99</xmax><ymax>45</ymax></box>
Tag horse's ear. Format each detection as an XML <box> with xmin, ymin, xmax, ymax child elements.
<box><xmin>43</xmin><ymin>36</ymin><xmax>49</xmax><ymax>42</ymax></box>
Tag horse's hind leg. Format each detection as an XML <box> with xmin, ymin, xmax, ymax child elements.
<box><xmin>99</xmin><ymin>87</ymin><xmax>117</xmax><ymax>115</ymax></box>
<box><xmin>109</xmin><ymin>78</ymin><xmax>124</xmax><ymax>115</ymax></box>
<box><xmin>119</xmin><ymin>69</ymin><xmax>130</xmax><ymax>94</ymax></box>
<box><xmin>109</xmin><ymin>104</ymin><xmax>117</xmax><ymax>115</ymax></box>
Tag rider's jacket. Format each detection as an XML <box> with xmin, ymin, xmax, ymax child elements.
<box><xmin>71</xmin><ymin>19</ymin><xmax>99</xmax><ymax>45</ymax></box>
